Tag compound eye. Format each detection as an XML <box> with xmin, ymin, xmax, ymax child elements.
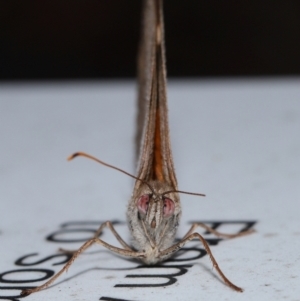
<box><xmin>163</xmin><ymin>198</ymin><xmax>175</xmax><ymax>217</ymax></box>
<box><xmin>137</xmin><ymin>194</ymin><xmax>150</xmax><ymax>214</ymax></box>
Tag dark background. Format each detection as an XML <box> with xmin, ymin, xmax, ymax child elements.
<box><xmin>1</xmin><ymin>0</ymin><xmax>300</xmax><ymax>80</ymax></box>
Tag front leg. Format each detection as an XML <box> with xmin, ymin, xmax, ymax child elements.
<box><xmin>159</xmin><ymin>232</ymin><xmax>243</xmax><ymax>292</ymax></box>
<box><xmin>93</xmin><ymin>221</ymin><xmax>133</xmax><ymax>250</ymax></box>
<box><xmin>60</xmin><ymin>221</ymin><xmax>133</xmax><ymax>254</ymax></box>
<box><xmin>183</xmin><ymin>222</ymin><xmax>255</xmax><ymax>240</ymax></box>
<box><xmin>21</xmin><ymin>228</ymin><xmax>144</xmax><ymax>296</ymax></box>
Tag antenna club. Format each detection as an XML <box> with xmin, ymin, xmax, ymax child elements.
<box><xmin>67</xmin><ymin>152</ymin><xmax>80</xmax><ymax>161</ymax></box>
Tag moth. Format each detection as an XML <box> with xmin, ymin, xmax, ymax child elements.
<box><xmin>21</xmin><ymin>0</ymin><xmax>253</xmax><ymax>296</ymax></box>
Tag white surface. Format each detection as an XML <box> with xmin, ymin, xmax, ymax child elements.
<box><xmin>0</xmin><ymin>79</ymin><xmax>299</xmax><ymax>301</ymax></box>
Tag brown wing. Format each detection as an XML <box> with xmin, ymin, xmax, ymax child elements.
<box><xmin>135</xmin><ymin>0</ymin><xmax>177</xmax><ymax>190</ymax></box>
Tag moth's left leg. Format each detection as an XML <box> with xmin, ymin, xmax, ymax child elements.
<box><xmin>159</xmin><ymin>233</ymin><xmax>243</xmax><ymax>292</ymax></box>
<box><xmin>183</xmin><ymin>223</ymin><xmax>255</xmax><ymax>240</ymax></box>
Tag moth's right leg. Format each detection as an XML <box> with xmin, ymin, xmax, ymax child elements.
<box><xmin>59</xmin><ymin>221</ymin><xmax>133</xmax><ymax>254</ymax></box>
<box><xmin>93</xmin><ymin>221</ymin><xmax>133</xmax><ymax>250</ymax></box>
<box><xmin>21</xmin><ymin>235</ymin><xmax>145</xmax><ymax>296</ymax></box>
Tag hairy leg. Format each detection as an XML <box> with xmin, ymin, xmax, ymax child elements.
<box><xmin>183</xmin><ymin>222</ymin><xmax>255</xmax><ymax>240</ymax></box>
<box><xmin>21</xmin><ymin>235</ymin><xmax>144</xmax><ymax>296</ymax></box>
<box><xmin>59</xmin><ymin>221</ymin><xmax>133</xmax><ymax>254</ymax></box>
<box><xmin>159</xmin><ymin>232</ymin><xmax>243</xmax><ymax>292</ymax></box>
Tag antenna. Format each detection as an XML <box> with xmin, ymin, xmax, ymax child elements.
<box><xmin>68</xmin><ymin>152</ymin><xmax>155</xmax><ymax>194</ymax></box>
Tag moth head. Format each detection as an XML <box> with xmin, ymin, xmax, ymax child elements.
<box><xmin>125</xmin><ymin>180</ymin><xmax>182</xmax><ymax>252</ymax></box>
<box><xmin>137</xmin><ymin>193</ymin><xmax>175</xmax><ymax>217</ymax></box>
<box><xmin>133</xmin><ymin>180</ymin><xmax>181</xmax><ymax>233</ymax></box>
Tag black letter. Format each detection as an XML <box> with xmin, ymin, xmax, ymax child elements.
<box><xmin>115</xmin><ymin>264</ymin><xmax>192</xmax><ymax>288</ymax></box>
<box><xmin>0</xmin><ymin>269</ymin><xmax>54</xmax><ymax>283</ymax></box>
